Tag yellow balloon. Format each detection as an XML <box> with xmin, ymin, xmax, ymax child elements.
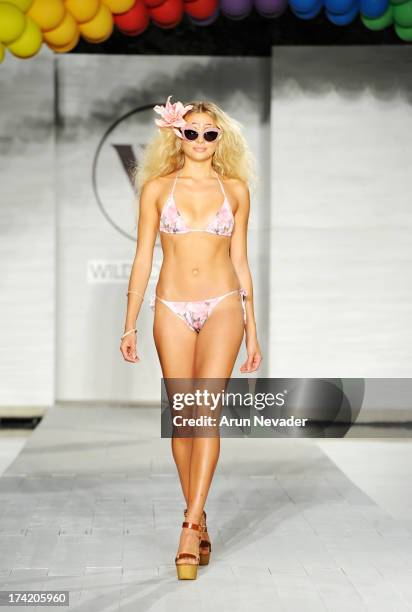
<box><xmin>46</xmin><ymin>27</ymin><xmax>79</xmax><ymax>51</ymax></box>
<box><xmin>5</xmin><ymin>0</ymin><xmax>33</xmax><ymax>11</ymax></box>
<box><xmin>8</xmin><ymin>15</ymin><xmax>42</xmax><ymax>58</ymax></box>
<box><xmin>101</xmin><ymin>0</ymin><xmax>135</xmax><ymax>13</ymax></box>
<box><xmin>27</xmin><ymin>0</ymin><xmax>65</xmax><ymax>31</ymax></box>
<box><xmin>65</xmin><ymin>0</ymin><xmax>100</xmax><ymax>23</ymax></box>
<box><xmin>79</xmin><ymin>3</ymin><xmax>113</xmax><ymax>42</ymax></box>
<box><xmin>0</xmin><ymin>42</ymin><xmax>5</xmax><ymax>63</ymax></box>
<box><xmin>0</xmin><ymin>3</ymin><xmax>26</xmax><ymax>44</ymax></box>
<box><xmin>43</xmin><ymin>11</ymin><xmax>77</xmax><ymax>45</ymax></box>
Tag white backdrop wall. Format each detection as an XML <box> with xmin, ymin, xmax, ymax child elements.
<box><xmin>0</xmin><ymin>49</ymin><xmax>55</xmax><ymax>411</ymax></box>
<box><xmin>56</xmin><ymin>55</ymin><xmax>270</xmax><ymax>403</ymax></box>
<box><xmin>2</xmin><ymin>47</ymin><xmax>412</xmax><ymax>411</ymax></box>
<box><xmin>270</xmin><ymin>46</ymin><xmax>412</xmax><ymax>378</ymax></box>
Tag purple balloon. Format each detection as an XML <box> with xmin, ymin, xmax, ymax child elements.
<box><xmin>221</xmin><ymin>0</ymin><xmax>254</xmax><ymax>18</ymax></box>
<box><xmin>254</xmin><ymin>0</ymin><xmax>287</xmax><ymax>16</ymax></box>
<box><xmin>187</xmin><ymin>6</ymin><xmax>220</xmax><ymax>24</ymax></box>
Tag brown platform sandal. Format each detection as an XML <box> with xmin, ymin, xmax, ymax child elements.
<box><xmin>184</xmin><ymin>508</ymin><xmax>212</xmax><ymax>566</ymax></box>
<box><xmin>175</xmin><ymin>520</ymin><xmax>202</xmax><ymax>580</ymax></box>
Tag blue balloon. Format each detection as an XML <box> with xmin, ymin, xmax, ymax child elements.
<box><xmin>290</xmin><ymin>0</ymin><xmax>322</xmax><ymax>18</ymax></box>
<box><xmin>360</xmin><ymin>0</ymin><xmax>388</xmax><ymax>18</ymax></box>
<box><xmin>326</xmin><ymin>1</ymin><xmax>358</xmax><ymax>21</ymax></box>
<box><xmin>325</xmin><ymin>0</ymin><xmax>357</xmax><ymax>14</ymax></box>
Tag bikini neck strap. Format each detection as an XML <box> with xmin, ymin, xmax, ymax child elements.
<box><xmin>171</xmin><ymin>169</ymin><xmax>183</xmax><ymax>196</ymax></box>
<box><xmin>215</xmin><ymin>172</ymin><xmax>226</xmax><ymax>197</ymax></box>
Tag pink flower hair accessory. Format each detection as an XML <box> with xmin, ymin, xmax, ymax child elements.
<box><xmin>153</xmin><ymin>95</ymin><xmax>193</xmax><ymax>138</ymax></box>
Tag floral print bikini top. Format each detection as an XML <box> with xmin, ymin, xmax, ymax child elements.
<box><xmin>159</xmin><ymin>171</ymin><xmax>235</xmax><ymax>237</ymax></box>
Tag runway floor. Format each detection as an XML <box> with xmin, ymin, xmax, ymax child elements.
<box><xmin>1</xmin><ymin>404</ymin><xmax>412</xmax><ymax>611</ymax></box>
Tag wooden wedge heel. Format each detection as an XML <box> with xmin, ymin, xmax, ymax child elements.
<box><xmin>175</xmin><ymin>520</ymin><xmax>202</xmax><ymax>580</ymax></box>
<box><xmin>184</xmin><ymin>508</ymin><xmax>212</xmax><ymax>566</ymax></box>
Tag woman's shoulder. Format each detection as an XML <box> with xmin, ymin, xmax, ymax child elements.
<box><xmin>221</xmin><ymin>176</ymin><xmax>249</xmax><ymax>195</ymax></box>
<box><xmin>141</xmin><ymin>173</ymin><xmax>178</xmax><ymax>193</ymax></box>
<box><xmin>152</xmin><ymin>170</ymin><xmax>179</xmax><ymax>180</ymax></box>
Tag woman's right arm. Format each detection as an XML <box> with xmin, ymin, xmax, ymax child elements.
<box><xmin>120</xmin><ymin>178</ymin><xmax>160</xmax><ymax>363</ymax></box>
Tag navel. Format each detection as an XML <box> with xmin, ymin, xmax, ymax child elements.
<box><xmin>192</xmin><ymin>267</ymin><xmax>199</xmax><ymax>276</ymax></box>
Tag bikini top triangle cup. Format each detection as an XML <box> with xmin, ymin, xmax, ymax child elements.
<box><xmin>159</xmin><ymin>171</ymin><xmax>235</xmax><ymax>237</ymax></box>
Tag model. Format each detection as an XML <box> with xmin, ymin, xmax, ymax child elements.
<box><xmin>120</xmin><ymin>95</ymin><xmax>263</xmax><ymax>580</ymax></box>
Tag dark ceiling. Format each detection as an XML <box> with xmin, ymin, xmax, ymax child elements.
<box><xmin>70</xmin><ymin>9</ymin><xmax>402</xmax><ymax>56</ymax></box>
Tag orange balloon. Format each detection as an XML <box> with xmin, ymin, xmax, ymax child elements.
<box><xmin>27</xmin><ymin>0</ymin><xmax>66</xmax><ymax>31</ymax></box>
<box><xmin>82</xmin><ymin>33</ymin><xmax>109</xmax><ymax>42</ymax></box>
<box><xmin>101</xmin><ymin>0</ymin><xmax>135</xmax><ymax>13</ymax></box>
<box><xmin>46</xmin><ymin>27</ymin><xmax>79</xmax><ymax>51</ymax></box>
<box><xmin>79</xmin><ymin>3</ymin><xmax>113</xmax><ymax>42</ymax></box>
<box><xmin>43</xmin><ymin>11</ymin><xmax>77</xmax><ymax>45</ymax></box>
<box><xmin>65</xmin><ymin>0</ymin><xmax>100</xmax><ymax>23</ymax></box>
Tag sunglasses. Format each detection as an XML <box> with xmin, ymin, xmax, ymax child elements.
<box><xmin>180</xmin><ymin>123</ymin><xmax>221</xmax><ymax>143</ymax></box>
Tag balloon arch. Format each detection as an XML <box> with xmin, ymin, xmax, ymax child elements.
<box><xmin>0</xmin><ymin>0</ymin><xmax>410</xmax><ymax>64</ymax></box>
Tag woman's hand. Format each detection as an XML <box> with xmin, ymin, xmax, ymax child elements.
<box><xmin>240</xmin><ymin>335</ymin><xmax>262</xmax><ymax>373</ymax></box>
<box><xmin>120</xmin><ymin>333</ymin><xmax>140</xmax><ymax>363</ymax></box>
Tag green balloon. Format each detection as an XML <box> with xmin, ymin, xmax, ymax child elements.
<box><xmin>394</xmin><ymin>0</ymin><xmax>412</xmax><ymax>25</ymax></box>
<box><xmin>394</xmin><ymin>21</ymin><xmax>412</xmax><ymax>37</ymax></box>
<box><xmin>361</xmin><ymin>4</ymin><xmax>393</xmax><ymax>29</ymax></box>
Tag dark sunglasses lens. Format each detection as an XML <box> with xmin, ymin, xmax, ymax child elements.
<box><xmin>204</xmin><ymin>130</ymin><xmax>219</xmax><ymax>142</ymax></box>
<box><xmin>183</xmin><ymin>129</ymin><xmax>198</xmax><ymax>141</ymax></box>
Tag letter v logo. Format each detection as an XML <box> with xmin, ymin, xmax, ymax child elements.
<box><xmin>92</xmin><ymin>103</ymin><xmax>161</xmax><ymax>241</ymax></box>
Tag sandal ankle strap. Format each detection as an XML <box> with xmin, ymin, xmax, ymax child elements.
<box><xmin>182</xmin><ymin>520</ymin><xmax>201</xmax><ymax>531</ymax></box>
<box><xmin>183</xmin><ymin>510</ymin><xmax>207</xmax><ymax>534</ymax></box>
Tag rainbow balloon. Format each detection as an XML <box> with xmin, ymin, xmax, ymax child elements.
<box><xmin>0</xmin><ymin>0</ymin><xmax>408</xmax><ymax>64</ymax></box>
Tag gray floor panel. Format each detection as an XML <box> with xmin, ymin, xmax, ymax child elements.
<box><xmin>0</xmin><ymin>404</ymin><xmax>411</xmax><ymax>611</ymax></box>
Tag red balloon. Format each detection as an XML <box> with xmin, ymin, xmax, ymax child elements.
<box><xmin>148</xmin><ymin>0</ymin><xmax>183</xmax><ymax>25</ymax></box>
<box><xmin>151</xmin><ymin>16</ymin><xmax>181</xmax><ymax>26</ymax></box>
<box><xmin>114</xmin><ymin>1</ymin><xmax>149</xmax><ymax>34</ymax></box>
<box><xmin>184</xmin><ymin>0</ymin><xmax>217</xmax><ymax>18</ymax></box>
<box><xmin>144</xmin><ymin>0</ymin><xmax>165</xmax><ymax>9</ymax></box>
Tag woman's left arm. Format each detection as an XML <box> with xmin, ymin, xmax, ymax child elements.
<box><xmin>229</xmin><ymin>179</ymin><xmax>263</xmax><ymax>373</ymax></box>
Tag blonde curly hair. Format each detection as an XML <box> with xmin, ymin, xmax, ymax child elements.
<box><xmin>134</xmin><ymin>99</ymin><xmax>256</xmax><ymax>192</ymax></box>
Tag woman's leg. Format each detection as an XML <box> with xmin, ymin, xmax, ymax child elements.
<box><xmin>153</xmin><ymin>293</ymin><xmax>245</xmax><ymax>564</ymax></box>
<box><xmin>153</xmin><ymin>298</ymin><xmax>197</xmax><ymax>497</ymax></box>
<box><xmin>153</xmin><ymin>300</ymin><xmax>200</xmax><ymax>564</ymax></box>
<box><xmin>185</xmin><ymin>291</ymin><xmax>245</xmax><ymax>529</ymax></box>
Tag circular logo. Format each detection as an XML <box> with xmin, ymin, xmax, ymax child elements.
<box><xmin>92</xmin><ymin>103</ymin><xmax>161</xmax><ymax>241</ymax></box>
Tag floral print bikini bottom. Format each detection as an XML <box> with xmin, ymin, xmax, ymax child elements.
<box><xmin>150</xmin><ymin>288</ymin><xmax>247</xmax><ymax>334</ymax></box>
